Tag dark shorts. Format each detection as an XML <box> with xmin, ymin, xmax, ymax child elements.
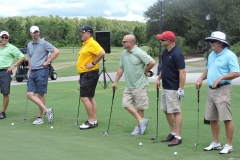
<box><xmin>0</xmin><ymin>70</ymin><xmax>12</xmax><ymax>94</ymax></box>
<box><xmin>27</xmin><ymin>68</ymin><xmax>49</xmax><ymax>94</ymax></box>
<box><xmin>80</xmin><ymin>69</ymin><xmax>99</xmax><ymax>97</ymax></box>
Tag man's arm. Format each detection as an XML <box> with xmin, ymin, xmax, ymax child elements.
<box><xmin>144</xmin><ymin>60</ymin><xmax>156</xmax><ymax>76</ymax></box>
<box><xmin>93</xmin><ymin>50</ymin><xmax>106</xmax><ymax>64</ymax></box>
<box><xmin>44</xmin><ymin>48</ymin><xmax>60</xmax><ymax>66</ymax></box>
<box><xmin>179</xmin><ymin>68</ymin><xmax>186</xmax><ymax>88</ymax></box>
<box><xmin>112</xmin><ymin>67</ymin><xmax>124</xmax><ymax>90</ymax></box>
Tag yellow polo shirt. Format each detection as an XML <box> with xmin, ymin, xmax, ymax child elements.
<box><xmin>77</xmin><ymin>37</ymin><xmax>103</xmax><ymax>74</ymax></box>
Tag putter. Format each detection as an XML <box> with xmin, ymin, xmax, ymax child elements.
<box><xmin>194</xmin><ymin>90</ymin><xmax>200</xmax><ymax>147</ymax></box>
<box><xmin>150</xmin><ymin>87</ymin><xmax>159</xmax><ymax>140</ymax></box>
<box><xmin>21</xmin><ymin>99</ymin><xmax>28</xmax><ymax>122</ymax></box>
<box><xmin>73</xmin><ymin>90</ymin><xmax>81</xmax><ymax>125</ymax></box>
<box><xmin>103</xmin><ymin>89</ymin><xmax>115</xmax><ymax>135</ymax></box>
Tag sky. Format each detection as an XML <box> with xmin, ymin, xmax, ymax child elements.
<box><xmin>0</xmin><ymin>0</ymin><xmax>158</xmax><ymax>22</ymax></box>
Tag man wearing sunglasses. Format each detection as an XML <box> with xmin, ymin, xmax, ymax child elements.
<box><xmin>156</xmin><ymin>31</ymin><xmax>186</xmax><ymax>147</ymax></box>
<box><xmin>77</xmin><ymin>25</ymin><xmax>105</xmax><ymax>129</ymax></box>
<box><xmin>196</xmin><ymin>31</ymin><xmax>240</xmax><ymax>154</ymax></box>
<box><xmin>112</xmin><ymin>34</ymin><xmax>155</xmax><ymax>135</ymax></box>
<box><xmin>0</xmin><ymin>31</ymin><xmax>25</xmax><ymax>119</ymax></box>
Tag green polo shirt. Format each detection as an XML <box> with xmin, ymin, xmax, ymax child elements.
<box><xmin>0</xmin><ymin>43</ymin><xmax>25</xmax><ymax>69</ymax></box>
<box><xmin>119</xmin><ymin>45</ymin><xmax>153</xmax><ymax>88</ymax></box>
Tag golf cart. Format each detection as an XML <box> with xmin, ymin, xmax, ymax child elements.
<box><xmin>15</xmin><ymin>48</ymin><xmax>58</xmax><ymax>82</ymax></box>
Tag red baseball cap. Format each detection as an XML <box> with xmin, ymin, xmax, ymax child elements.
<box><xmin>156</xmin><ymin>31</ymin><xmax>176</xmax><ymax>42</ymax></box>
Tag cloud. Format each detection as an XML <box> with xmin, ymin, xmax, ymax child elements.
<box><xmin>0</xmin><ymin>0</ymin><xmax>157</xmax><ymax>22</ymax></box>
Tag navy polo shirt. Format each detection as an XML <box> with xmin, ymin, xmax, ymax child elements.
<box><xmin>161</xmin><ymin>46</ymin><xmax>185</xmax><ymax>90</ymax></box>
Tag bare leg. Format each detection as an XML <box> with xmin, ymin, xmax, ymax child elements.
<box><xmin>174</xmin><ymin>113</ymin><xmax>182</xmax><ymax>136</ymax></box>
<box><xmin>37</xmin><ymin>94</ymin><xmax>45</xmax><ymax>117</ymax></box>
<box><xmin>224</xmin><ymin>120</ymin><xmax>234</xmax><ymax>146</ymax></box>
<box><xmin>164</xmin><ymin>111</ymin><xmax>175</xmax><ymax>133</ymax></box>
<box><xmin>89</xmin><ymin>97</ymin><xmax>97</xmax><ymax>121</ymax></box>
<box><xmin>137</xmin><ymin>110</ymin><xmax>144</xmax><ymax>118</ymax></box>
<box><xmin>210</xmin><ymin>121</ymin><xmax>220</xmax><ymax>143</ymax></box>
<box><xmin>81</xmin><ymin>97</ymin><xmax>96</xmax><ymax>122</ymax></box>
<box><xmin>26</xmin><ymin>92</ymin><xmax>47</xmax><ymax>113</ymax></box>
<box><xmin>2</xmin><ymin>94</ymin><xmax>9</xmax><ymax>112</ymax></box>
<box><xmin>125</xmin><ymin>106</ymin><xmax>142</xmax><ymax>124</ymax></box>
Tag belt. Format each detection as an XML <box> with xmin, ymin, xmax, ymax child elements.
<box><xmin>31</xmin><ymin>68</ymin><xmax>44</xmax><ymax>72</ymax></box>
<box><xmin>0</xmin><ymin>69</ymin><xmax>7</xmax><ymax>71</ymax></box>
<box><xmin>209</xmin><ymin>82</ymin><xmax>230</xmax><ymax>89</ymax></box>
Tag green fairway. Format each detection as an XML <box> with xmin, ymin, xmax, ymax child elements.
<box><xmin>1</xmin><ymin>81</ymin><xmax>240</xmax><ymax>160</ymax></box>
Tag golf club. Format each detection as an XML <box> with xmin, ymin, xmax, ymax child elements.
<box><xmin>103</xmin><ymin>89</ymin><xmax>115</xmax><ymax>135</ymax></box>
<box><xmin>194</xmin><ymin>90</ymin><xmax>200</xmax><ymax>147</ymax></box>
<box><xmin>21</xmin><ymin>98</ymin><xmax>28</xmax><ymax>122</ymax></box>
<box><xmin>150</xmin><ymin>87</ymin><xmax>159</xmax><ymax>140</ymax></box>
<box><xmin>73</xmin><ymin>89</ymin><xmax>81</xmax><ymax>125</ymax></box>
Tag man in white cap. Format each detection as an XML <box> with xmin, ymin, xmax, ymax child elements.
<box><xmin>196</xmin><ymin>31</ymin><xmax>240</xmax><ymax>154</ymax></box>
<box><xmin>27</xmin><ymin>26</ymin><xmax>59</xmax><ymax>125</ymax></box>
<box><xmin>0</xmin><ymin>31</ymin><xmax>25</xmax><ymax>119</ymax></box>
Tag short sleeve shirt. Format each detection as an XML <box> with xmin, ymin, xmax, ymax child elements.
<box><xmin>0</xmin><ymin>42</ymin><xmax>25</xmax><ymax>69</ymax></box>
<box><xmin>119</xmin><ymin>45</ymin><xmax>153</xmax><ymax>88</ymax></box>
<box><xmin>161</xmin><ymin>46</ymin><xmax>185</xmax><ymax>90</ymax></box>
<box><xmin>27</xmin><ymin>38</ymin><xmax>55</xmax><ymax>70</ymax></box>
<box><xmin>207</xmin><ymin>47</ymin><xmax>240</xmax><ymax>86</ymax></box>
<box><xmin>77</xmin><ymin>37</ymin><xmax>103</xmax><ymax>74</ymax></box>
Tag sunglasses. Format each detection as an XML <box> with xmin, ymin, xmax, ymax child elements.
<box><xmin>161</xmin><ymin>39</ymin><xmax>168</xmax><ymax>42</ymax></box>
<box><xmin>1</xmin><ymin>36</ymin><xmax>8</xmax><ymax>39</ymax></box>
<box><xmin>209</xmin><ymin>40</ymin><xmax>218</xmax><ymax>43</ymax></box>
<box><xmin>122</xmin><ymin>40</ymin><xmax>129</xmax><ymax>43</ymax></box>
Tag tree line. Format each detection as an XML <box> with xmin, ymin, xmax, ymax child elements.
<box><xmin>0</xmin><ymin>16</ymin><xmax>146</xmax><ymax>49</ymax></box>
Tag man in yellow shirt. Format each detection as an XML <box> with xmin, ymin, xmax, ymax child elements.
<box><xmin>77</xmin><ymin>25</ymin><xmax>105</xmax><ymax>129</ymax></box>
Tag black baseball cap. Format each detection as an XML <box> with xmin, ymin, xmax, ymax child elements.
<box><xmin>81</xmin><ymin>25</ymin><xmax>93</xmax><ymax>33</ymax></box>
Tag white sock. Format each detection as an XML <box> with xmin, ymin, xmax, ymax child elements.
<box><xmin>88</xmin><ymin>121</ymin><xmax>94</xmax><ymax>125</ymax></box>
<box><xmin>175</xmin><ymin>136</ymin><xmax>181</xmax><ymax>140</ymax></box>
<box><xmin>171</xmin><ymin>132</ymin><xmax>176</xmax><ymax>135</ymax></box>
<box><xmin>94</xmin><ymin>120</ymin><xmax>98</xmax><ymax>124</ymax></box>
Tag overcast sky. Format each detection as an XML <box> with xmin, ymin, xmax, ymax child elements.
<box><xmin>1</xmin><ymin>0</ymin><xmax>158</xmax><ymax>22</ymax></box>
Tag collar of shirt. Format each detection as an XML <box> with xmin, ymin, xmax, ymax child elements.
<box><xmin>83</xmin><ymin>37</ymin><xmax>93</xmax><ymax>46</ymax></box>
<box><xmin>127</xmin><ymin>45</ymin><xmax>137</xmax><ymax>53</ymax></box>
<box><xmin>31</xmin><ymin>38</ymin><xmax>41</xmax><ymax>44</ymax></box>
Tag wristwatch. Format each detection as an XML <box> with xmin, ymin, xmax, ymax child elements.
<box><xmin>13</xmin><ymin>64</ymin><xmax>17</xmax><ymax>67</ymax></box>
<box><xmin>92</xmin><ymin>62</ymin><xmax>96</xmax><ymax>65</ymax></box>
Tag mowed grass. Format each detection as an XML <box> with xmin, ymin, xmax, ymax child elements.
<box><xmin>1</xmin><ymin>81</ymin><xmax>240</xmax><ymax>160</ymax></box>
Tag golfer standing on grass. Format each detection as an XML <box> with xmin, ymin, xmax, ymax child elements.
<box><xmin>155</xmin><ymin>31</ymin><xmax>186</xmax><ymax>147</ymax></box>
<box><xmin>0</xmin><ymin>31</ymin><xmax>25</xmax><ymax>119</ymax></box>
<box><xmin>77</xmin><ymin>25</ymin><xmax>105</xmax><ymax>129</ymax></box>
<box><xmin>196</xmin><ymin>31</ymin><xmax>240</xmax><ymax>154</ymax></box>
<box><xmin>112</xmin><ymin>34</ymin><xmax>155</xmax><ymax>135</ymax></box>
<box><xmin>27</xmin><ymin>26</ymin><xmax>59</xmax><ymax>125</ymax></box>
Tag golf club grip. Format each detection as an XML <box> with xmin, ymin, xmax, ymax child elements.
<box><xmin>197</xmin><ymin>90</ymin><xmax>199</xmax><ymax>103</ymax></box>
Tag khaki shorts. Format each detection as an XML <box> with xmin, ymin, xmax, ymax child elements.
<box><xmin>205</xmin><ymin>85</ymin><xmax>232</xmax><ymax>121</ymax></box>
<box><xmin>122</xmin><ymin>86</ymin><xmax>148</xmax><ymax>110</ymax></box>
<box><xmin>160</xmin><ymin>89</ymin><xmax>181</xmax><ymax>113</ymax></box>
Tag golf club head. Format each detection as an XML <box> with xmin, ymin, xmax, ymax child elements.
<box><xmin>194</xmin><ymin>142</ymin><xmax>198</xmax><ymax>147</ymax></box>
<box><xmin>103</xmin><ymin>131</ymin><xmax>108</xmax><ymax>135</ymax></box>
<box><xmin>150</xmin><ymin>136</ymin><xmax>157</xmax><ymax>140</ymax></box>
<box><xmin>20</xmin><ymin>119</ymin><xmax>26</xmax><ymax>123</ymax></box>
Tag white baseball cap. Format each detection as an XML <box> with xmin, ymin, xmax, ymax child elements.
<box><xmin>0</xmin><ymin>31</ymin><xmax>9</xmax><ymax>36</ymax></box>
<box><xmin>205</xmin><ymin>31</ymin><xmax>229</xmax><ymax>47</ymax></box>
<box><xmin>30</xmin><ymin>26</ymin><xmax>40</xmax><ymax>33</ymax></box>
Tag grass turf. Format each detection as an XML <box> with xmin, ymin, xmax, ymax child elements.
<box><xmin>1</xmin><ymin>81</ymin><xmax>240</xmax><ymax>160</ymax></box>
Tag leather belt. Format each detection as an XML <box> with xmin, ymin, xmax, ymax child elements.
<box><xmin>31</xmin><ymin>68</ymin><xmax>44</xmax><ymax>72</ymax></box>
<box><xmin>209</xmin><ymin>82</ymin><xmax>230</xmax><ymax>89</ymax></box>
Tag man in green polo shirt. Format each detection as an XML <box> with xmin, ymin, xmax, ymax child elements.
<box><xmin>0</xmin><ymin>31</ymin><xmax>25</xmax><ymax>119</ymax></box>
<box><xmin>112</xmin><ymin>34</ymin><xmax>155</xmax><ymax>135</ymax></box>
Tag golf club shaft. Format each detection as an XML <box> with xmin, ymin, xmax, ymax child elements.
<box><xmin>106</xmin><ymin>89</ymin><xmax>115</xmax><ymax>132</ymax></box>
<box><xmin>76</xmin><ymin>92</ymin><xmax>81</xmax><ymax>124</ymax></box>
<box><xmin>197</xmin><ymin>90</ymin><xmax>200</xmax><ymax>143</ymax></box>
<box><xmin>23</xmin><ymin>98</ymin><xmax>28</xmax><ymax>120</ymax></box>
<box><xmin>156</xmin><ymin>87</ymin><xmax>159</xmax><ymax>138</ymax></box>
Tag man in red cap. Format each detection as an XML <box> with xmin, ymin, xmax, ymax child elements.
<box><xmin>155</xmin><ymin>31</ymin><xmax>186</xmax><ymax>147</ymax></box>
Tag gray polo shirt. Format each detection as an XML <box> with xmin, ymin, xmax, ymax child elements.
<box><xmin>27</xmin><ymin>38</ymin><xmax>55</xmax><ymax>70</ymax></box>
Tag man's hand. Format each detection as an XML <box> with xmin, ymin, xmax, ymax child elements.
<box><xmin>177</xmin><ymin>88</ymin><xmax>184</xmax><ymax>99</ymax></box>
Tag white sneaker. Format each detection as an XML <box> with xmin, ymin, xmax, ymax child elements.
<box><xmin>33</xmin><ymin>117</ymin><xmax>44</xmax><ymax>125</ymax></box>
<box><xmin>45</xmin><ymin>108</ymin><xmax>54</xmax><ymax>124</ymax></box>
<box><xmin>219</xmin><ymin>144</ymin><xmax>233</xmax><ymax>154</ymax></box>
<box><xmin>139</xmin><ymin>119</ymin><xmax>149</xmax><ymax>135</ymax></box>
<box><xmin>131</xmin><ymin>126</ymin><xmax>140</xmax><ymax>135</ymax></box>
<box><xmin>204</xmin><ymin>142</ymin><xmax>221</xmax><ymax>151</ymax></box>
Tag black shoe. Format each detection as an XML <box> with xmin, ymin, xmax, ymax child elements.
<box><xmin>161</xmin><ymin>133</ymin><xmax>175</xmax><ymax>142</ymax></box>
<box><xmin>0</xmin><ymin>112</ymin><xmax>6</xmax><ymax>119</ymax></box>
<box><xmin>79</xmin><ymin>121</ymin><xmax>98</xmax><ymax>130</ymax></box>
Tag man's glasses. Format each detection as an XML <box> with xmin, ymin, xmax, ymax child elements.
<box><xmin>161</xmin><ymin>39</ymin><xmax>168</xmax><ymax>42</ymax></box>
<box><xmin>122</xmin><ymin>40</ymin><xmax>129</xmax><ymax>43</ymax></box>
<box><xmin>1</xmin><ymin>36</ymin><xmax>8</xmax><ymax>39</ymax></box>
<box><xmin>209</xmin><ymin>40</ymin><xmax>218</xmax><ymax>43</ymax></box>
